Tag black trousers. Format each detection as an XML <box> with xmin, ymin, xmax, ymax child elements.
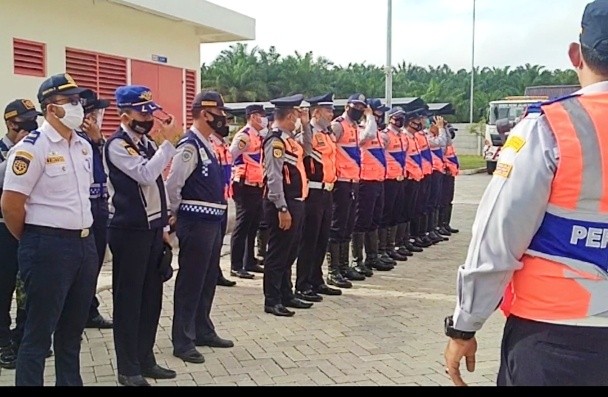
<box><xmin>441</xmin><ymin>174</ymin><xmax>456</xmax><ymax>208</ymax></box>
<box><xmin>172</xmin><ymin>218</ymin><xmax>221</xmax><ymax>355</ymax></box>
<box><xmin>89</xmin><ymin>198</ymin><xmax>109</xmax><ymax>320</ymax></box>
<box><xmin>109</xmin><ymin>227</ymin><xmax>164</xmax><ymax>377</ymax></box>
<box><xmin>263</xmin><ymin>199</ymin><xmax>305</xmax><ymax>307</ymax></box>
<box><xmin>217</xmin><ymin>210</ymin><xmax>228</xmax><ymax>281</ymax></box>
<box><xmin>415</xmin><ymin>175</ymin><xmax>431</xmax><ymax>217</ymax></box>
<box><xmin>425</xmin><ymin>171</ymin><xmax>444</xmax><ymax>214</ymax></box>
<box><xmin>355</xmin><ymin>181</ymin><xmax>384</xmax><ymax>233</ymax></box>
<box><xmin>295</xmin><ymin>189</ymin><xmax>333</xmax><ymax>292</ymax></box>
<box><xmin>230</xmin><ymin>184</ymin><xmax>263</xmax><ymax>271</ymax></box>
<box><xmin>0</xmin><ymin>222</ymin><xmax>19</xmax><ymax>347</ymax></box>
<box><xmin>382</xmin><ymin>180</ymin><xmax>405</xmax><ymax>228</ymax></box>
<box><xmin>497</xmin><ymin>316</ymin><xmax>608</xmax><ymax>386</ymax></box>
<box><xmin>16</xmin><ymin>228</ymin><xmax>97</xmax><ymax>386</ymax></box>
<box><xmin>329</xmin><ymin>181</ymin><xmax>359</xmax><ymax>243</ymax></box>
<box><xmin>400</xmin><ymin>180</ymin><xmax>420</xmax><ymax>224</ymax></box>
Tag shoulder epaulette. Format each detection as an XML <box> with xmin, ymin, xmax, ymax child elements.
<box><xmin>23</xmin><ymin>130</ymin><xmax>41</xmax><ymax>145</ymax></box>
<box><xmin>525</xmin><ymin>93</ymin><xmax>581</xmax><ymax>116</ymax></box>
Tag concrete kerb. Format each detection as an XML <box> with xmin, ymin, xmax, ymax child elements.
<box><xmin>460</xmin><ymin>167</ymin><xmax>487</xmax><ymax>176</ymax></box>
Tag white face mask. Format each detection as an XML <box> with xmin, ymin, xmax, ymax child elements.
<box><xmin>59</xmin><ymin>103</ymin><xmax>84</xmax><ymax>131</ymax></box>
<box><xmin>260</xmin><ymin>116</ymin><xmax>269</xmax><ymax>129</ymax></box>
<box><xmin>259</xmin><ymin>128</ymin><xmax>269</xmax><ymax>138</ymax></box>
<box><xmin>294</xmin><ymin>118</ymin><xmax>303</xmax><ymax>132</ymax></box>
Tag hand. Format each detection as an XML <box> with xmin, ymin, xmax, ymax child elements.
<box><xmin>168</xmin><ymin>215</ymin><xmax>177</xmax><ymax>228</ymax></box>
<box><xmin>300</xmin><ymin>108</ymin><xmax>310</xmax><ymax>125</ymax></box>
<box><xmin>157</xmin><ymin>114</ymin><xmax>180</xmax><ymax>141</ymax></box>
<box><xmin>444</xmin><ymin>337</ymin><xmax>478</xmax><ymax>386</ymax></box>
<box><xmin>364</xmin><ymin>106</ymin><xmax>373</xmax><ymax>117</ymax></box>
<box><xmin>163</xmin><ymin>231</ymin><xmax>172</xmax><ymax>245</ymax></box>
<box><xmin>82</xmin><ymin>116</ymin><xmax>103</xmax><ymax>143</ymax></box>
<box><xmin>278</xmin><ymin>210</ymin><xmax>292</xmax><ymax>231</ymax></box>
<box><xmin>435</xmin><ymin>116</ymin><xmax>446</xmax><ymax>129</ymax></box>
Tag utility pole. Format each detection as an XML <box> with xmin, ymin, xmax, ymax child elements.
<box><xmin>470</xmin><ymin>0</ymin><xmax>481</xmax><ymax>154</ymax></box>
<box><xmin>385</xmin><ymin>0</ymin><xmax>393</xmax><ymax>111</ymax></box>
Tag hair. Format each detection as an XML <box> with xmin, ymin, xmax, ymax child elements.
<box><xmin>40</xmin><ymin>95</ymin><xmax>59</xmax><ymax>116</ymax></box>
<box><xmin>274</xmin><ymin>108</ymin><xmax>294</xmax><ymax>121</ymax></box>
<box><xmin>118</xmin><ymin>108</ymin><xmax>133</xmax><ymax>117</ymax></box>
<box><xmin>191</xmin><ymin>107</ymin><xmax>203</xmax><ymax>120</ymax></box>
<box><xmin>581</xmin><ymin>45</ymin><xmax>608</xmax><ymax>76</ymax></box>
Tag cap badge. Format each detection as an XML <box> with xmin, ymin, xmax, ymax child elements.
<box><xmin>140</xmin><ymin>91</ymin><xmax>153</xmax><ymax>102</ymax></box>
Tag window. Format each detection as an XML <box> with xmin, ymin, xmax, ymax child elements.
<box><xmin>185</xmin><ymin>69</ymin><xmax>197</xmax><ymax>126</ymax></box>
<box><xmin>13</xmin><ymin>38</ymin><xmax>46</xmax><ymax>77</ymax></box>
<box><xmin>66</xmin><ymin>48</ymin><xmax>127</xmax><ymax>137</ymax></box>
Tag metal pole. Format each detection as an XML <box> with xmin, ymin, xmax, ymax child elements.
<box><xmin>470</xmin><ymin>0</ymin><xmax>480</xmax><ymax>154</ymax></box>
<box><xmin>385</xmin><ymin>0</ymin><xmax>393</xmax><ymax>111</ymax></box>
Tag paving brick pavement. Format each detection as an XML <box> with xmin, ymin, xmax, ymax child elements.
<box><xmin>0</xmin><ymin>174</ymin><xmax>505</xmax><ymax>387</ymax></box>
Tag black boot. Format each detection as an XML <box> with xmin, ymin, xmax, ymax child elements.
<box><xmin>365</xmin><ymin>231</ymin><xmax>393</xmax><ymax>271</ymax></box>
<box><xmin>428</xmin><ymin>210</ymin><xmax>446</xmax><ymax>243</ymax></box>
<box><xmin>433</xmin><ymin>209</ymin><xmax>449</xmax><ymax>241</ymax></box>
<box><xmin>326</xmin><ymin>242</ymin><xmax>352</xmax><ymax>289</ymax></box>
<box><xmin>420</xmin><ymin>215</ymin><xmax>435</xmax><ymax>247</ymax></box>
<box><xmin>256</xmin><ymin>228</ymin><xmax>269</xmax><ymax>262</ymax></box>
<box><xmin>379</xmin><ymin>228</ymin><xmax>402</xmax><ymax>262</ymax></box>
<box><xmin>342</xmin><ymin>240</ymin><xmax>366</xmax><ymax>280</ymax></box>
<box><xmin>374</xmin><ymin>229</ymin><xmax>396</xmax><ymax>266</ymax></box>
<box><xmin>404</xmin><ymin>222</ymin><xmax>423</xmax><ymax>253</ymax></box>
<box><xmin>445</xmin><ymin>204</ymin><xmax>459</xmax><ymax>233</ymax></box>
<box><xmin>387</xmin><ymin>226</ymin><xmax>409</xmax><ymax>260</ymax></box>
<box><xmin>352</xmin><ymin>233</ymin><xmax>373</xmax><ymax>277</ymax></box>
<box><xmin>437</xmin><ymin>207</ymin><xmax>452</xmax><ymax>236</ymax></box>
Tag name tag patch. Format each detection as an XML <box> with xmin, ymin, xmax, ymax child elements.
<box><xmin>494</xmin><ymin>162</ymin><xmax>513</xmax><ymax>178</ymax></box>
<box><xmin>503</xmin><ymin>135</ymin><xmax>526</xmax><ymax>153</ymax></box>
<box><xmin>46</xmin><ymin>155</ymin><xmax>65</xmax><ymax>164</ymax></box>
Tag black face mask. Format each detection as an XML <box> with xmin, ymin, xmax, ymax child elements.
<box><xmin>207</xmin><ymin>112</ymin><xmax>228</xmax><ymax>135</ymax></box>
<box><xmin>410</xmin><ymin>121</ymin><xmax>424</xmax><ymax>132</ymax></box>
<box><xmin>392</xmin><ymin>118</ymin><xmax>404</xmax><ymax>129</ymax></box>
<box><xmin>129</xmin><ymin>119</ymin><xmax>154</xmax><ymax>135</ymax></box>
<box><xmin>375</xmin><ymin>116</ymin><xmax>386</xmax><ymax>130</ymax></box>
<box><xmin>347</xmin><ymin>108</ymin><xmax>364</xmax><ymax>122</ymax></box>
<box><xmin>13</xmin><ymin>120</ymin><xmax>38</xmax><ymax>133</ymax></box>
<box><xmin>216</xmin><ymin>125</ymin><xmax>230</xmax><ymax>138</ymax></box>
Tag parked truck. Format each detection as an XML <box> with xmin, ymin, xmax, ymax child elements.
<box><xmin>483</xmin><ymin>85</ymin><xmax>581</xmax><ymax>174</ymax></box>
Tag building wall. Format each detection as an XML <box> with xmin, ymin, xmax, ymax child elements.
<box><xmin>0</xmin><ymin>0</ymin><xmax>201</xmax><ymax>111</ymax></box>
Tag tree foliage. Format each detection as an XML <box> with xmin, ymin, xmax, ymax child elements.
<box><xmin>201</xmin><ymin>43</ymin><xmax>578</xmax><ymax>122</ymax></box>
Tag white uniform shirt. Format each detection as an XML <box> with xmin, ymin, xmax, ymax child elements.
<box><xmin>3</xmin><ymin>121</ymin><xmax>94</xmax><ymax>230</ymax></box>
<box><xmin>453</xmin><ymin>81</ymin><xmax>608</xmax><ymax>332</ymax></box>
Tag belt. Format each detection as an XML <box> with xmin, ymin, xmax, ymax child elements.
<box><xmin>387</xmin><ymin>176</ymin><xmax>405</xmax><ymax>182</ymax></box>
<box><xmin>337</xmin><ymin>178</ymin><xmax>360</xmax><ymax>183</ymax></box>
<box><xmin>234</xmin><ymin>178</ymin><xmax>263</xmax><ymax>188</ymax></box>
<box><xmin>25</xmin><ymin>224</ymin><xmax>90</xmax><ymax>238</ymax></box>
<box><xmin>308</xmin><ymin>181</ymin><xmax>334</xmax><ymax>192</ymax></box>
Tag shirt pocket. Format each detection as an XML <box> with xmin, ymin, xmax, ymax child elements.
<box><xmin>44</xmin><ymin>164</ymin><xmax>72</xmax><ymax>192</ymax></box>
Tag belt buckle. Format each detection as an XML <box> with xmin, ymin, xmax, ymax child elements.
<box><xmin>80</xmin><ymin>229</ymin><xmax>90</xmax><ymax>238</ymax></box>
<box><xmin>397</xmin><ymin>176</ymin><xmax>404</xmax><ymax>182</ymax></box>
<box><xmin>325</xmin><ymin>183</ymin><xmax>334</xmax><ymax>192</ymax></box>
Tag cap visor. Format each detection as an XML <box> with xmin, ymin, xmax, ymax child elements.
<box><xmin>19</xmin><ymin>109</ymin><xmax>43</xmax><ymax>119</ymax></box>
<box><xmin>348</xmin><ymin>100</ymin><xmax>367</xmax><ymax>106</ymax></box>
<box><xmin>97</xmin><ymin>99</ymin><xmax>111</xmax><ymax>109</ymax></box>
<box><xmin>138</xmin><ymin>102</ymin><xmax>162</xmax><ymax>113</ymax></box>
<box><xmin>60</xmin><ymin>87</ymin><xmax>88</xmax><ymax>97</ymax></box>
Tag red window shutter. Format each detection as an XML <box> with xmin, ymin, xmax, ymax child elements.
<box><xmin>185</xmin><ymin>69</ymin><xmax>197</xmax><ymax>126</ymax></box>
<box><xmin>66</xmin><ymin>49</ymin><xmax>127</xmax><ymax>137</ymax></box>
<box><xmin>14</xmin><ymin>38</ymin><xmax>46</xmax><ymax>77</ymax></box>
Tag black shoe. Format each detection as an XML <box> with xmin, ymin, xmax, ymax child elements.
<box><xmin>405</xmin><ymin>242</ymin><xmax>423</xmax><ymax>253</ymax></box>
<box><xmin>284</xmin><ymin>298</ymin><xmax>314</xmax><ymax>309</ymax></box>
<box><xmin>0</xmin><ymin>344</ymin><xmax>17</xmax><ymax>370</ymax></box>
<box><xmin>446</xmin><ymin>224</ymin><xmax>460</xmax><ymax>234</ymax></box>
<box><xmin>353</xmin><ymin>265</ymin><xmax>373</xmax><ymax>278</ymax></box>
<box><xmin>369</xmin><ymin>261</ymin><xmax>394</xmax><ymax>271</ymax></box>
<box><xmin>244</xmin><ymin>264</ymin><xmax>264</xmax><ymax>274</ymax></box>
<box><xmin>327</xmin><ymin>273</ymin><xmax>352</xmax><ymax>289</ymax></box>
<box><xmin>142</xmin><ymin>365</ymin><xmax>177</xmax><ymax>380</ymax></box>
<box><xmin>430</xmin><ymin>231</ymin><xmax>447</xmax><ymax>243</ymax></box>
<box><xmin>388</xmin><ymin>249</ymin><xmax>408</xmax><ymax>261</ymax></box>
<box><xmin>437</xmin><ymin>226</ymin><xmax>451</xmax><ymax>236</ymax></box>
<box><xmin>196</xmin><ymin>334</ymin><xmax>234</xmax><ymax>348</ymax></box>
<box><xmin>217</xmin><ymin>276</ymin><xmax>237</xmax><ymax>287</ymax></box>
<box><xmin>86</xmin><ymin>314</ymin><xmax>113</xmax><ymax>329</ymax></box>
<box><xmin>295</xmin><ymin>290</ymin><xmax>323</xmax><ymax>303</ymax></box>
<box><xmin>230</xmin><ymin>269</ymin><xmax>255</xmax><ymax>279</ymax></box>
<box><xmin>118</xmin><ymin>374</ymin><xmax>150</xmax><ymax>387</ymax></box>
<box><xmin>174</xmin><ymin>349</ymin><xmax>205</xmax><ymax>364</ymax></box>
<box><xmin>264</xmin><ymin>304</ymin><xmax>295</xmax><ymax>317</ymax></box>
<box><xmin>313</xmin><ymin>284</ymin><xmax>342</xmax><ymax>296</ymax></box>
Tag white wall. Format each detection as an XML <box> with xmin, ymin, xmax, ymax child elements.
<box><xmin>0</xmin><ymin>0</ymin><xmax>201</xmax><ymax>113</ymax></box>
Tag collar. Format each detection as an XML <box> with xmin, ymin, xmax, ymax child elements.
<box><xmin>120</xmin><ymin>123</ymin><xmax>147</xmax><ymax>146</ymax></box>
<box><xmin>311</xmin><ymin>119</ymin><xmax>330</xmax><ymax>133</ymax></box>
<box><xmin>190</xmin><ymin>125</ymin><xmax>216</xmax><ymax>154</ymax></box>
<box><xmin>246</xmin><ymin>123</ymin><xmax>260</xmax><ymax>133</ymax></box>
<box><xmin>1</xmin><ymin>136</ymin><xmax>14</xmax><ymax>150</ymax></box>
<box><xmin>388</xmin><ymin>125</ymin><xmax>402</xmax><ymax>135</ymax></box>
<box><xmin>41</xmin><ymin>121</ymin><xmax>83</xmax><ymax>145</ymax></box>
<box><xmin>276</xmin><ymin>127</ymin><xmax>295</xmax><ymax>139</ymax></box>
<box><xmin>576</xmin><ymin>80</ymin><xmax>608</xmax><ymax>95</ymax></box>
<box><xmin>208</xmin><ymin>132</ymin><xmax>226</xmax><ymax>145</ymax></box>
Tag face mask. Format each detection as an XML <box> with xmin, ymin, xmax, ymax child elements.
<box><xmin>207</xmin><ymin>112</ymin><xmax>228</xmax><ymax>135</ymax></box>
<box><xmin>375</xmin><ymin>116</ymin><xmax>386</xmax><ymax>130</ymax></box>
<box><xmin>216</xmin><ymin>126</ymin><xmax>230</xmax><ymax>138</ymax></box>
<box><xmin>392</xmin><ymin>119</ymin><xmax>404</xmax><ymax>129</ymax></box>
<box><xmin>129</xmin><ymin>119</ymin><xmax>155</xmax><ymax>135</ymax></box>
<box><xmin>260</xmin><ymin>117</ymin><xmax>269</xmax><ymax>129</ymax></box>
<box><xmin>410</xmin><ymin>121</ymin><xmax>424</xmax><ymax>132</ymax></box>
<box><xmin>14</xmin><ymin>120</ymin><xmax>39</xmax><ymax>133</ymax></box>
<box><xmin>294</xmin><ymin>118</ymin><xmax>303</xmax><ymax>132</ymax></box>
<box><xmin>58</xmin><ymin>103</ymin><xmax>84</xmax><ymax>131</ymax></box>
<box><xmin>259</xmin><ymin>128</ymin><xmax>269</xmax><ymax>138</ymax></box>
<box><xmin>347</xmin><ymin>107</ymin><xmax>364</xmax><ymax>122</ymax></box>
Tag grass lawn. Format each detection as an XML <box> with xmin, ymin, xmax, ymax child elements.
<box><xmin>458</xmin><ymin>155</ymin><xmax>486</xmax><ymax>170</ymax></box>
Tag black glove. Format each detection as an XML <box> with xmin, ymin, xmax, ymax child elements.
<box><xmin>159</xmin><ymin>242</ymin><xmax>174</xmax><ymax>283</ymax></box>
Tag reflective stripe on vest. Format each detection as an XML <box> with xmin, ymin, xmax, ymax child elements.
<box><xmin>384</xmin><ymin>129</ymin><xmax>406</xmax><ymax>180</ymax></box>
<box><xmin>443</xmin><ymin>144</ymin><xmax>460</xmax><ymax>176</ymax></box>
<box><xmin>415</xmin><ymin>132</ymin><xmax>433</xmax><ymax>175</ymax></box>
<box><xmin>335</xmin><ymin>117</ymin><xmax>361</xmax><ymax>181</ymax></box>
<box><xmin>232</xmin><ymin>127</ymin><xmax>263</xmax><ymax>185</ymax></box>
<box><xmin>308</xmin><ymin>130</ymin><xmax>337</xmax><ymax>184</ymax></box>
<box><xmin>510</xmin><ymin>93</ymin><xmax>608</xmax><ymax>321</ymax></box>
<box><xmin>360</xmin><ymin>130</ymin><xmax>387</xmax><ymax>182</ymax></box>
<box><xmin>431</xmin><ymin>148</ymin><xmax>445</xmax><ymax>173</ymax></box>
<box><xmin>404</xmin><ymin>133</ymin><xmax>424</xmax><ymax>181</ymax></box>
<box><xmin>280</xmin><ymin>132</ymin><xmax>309</xmax><ymax>200</ymax></box>
<box><xmin>210</xmin><ymin>135</ymin><xmax>233</xmax><ymax>200</ymax></box>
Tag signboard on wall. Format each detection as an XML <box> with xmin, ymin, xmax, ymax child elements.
<box><xmin>152</xmin><ymin>54</ymin><xmax>168</xmax><ymax>64</ymax></box>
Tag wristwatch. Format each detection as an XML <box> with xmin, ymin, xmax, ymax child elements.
<box><xmin>444</xmin><ymin>315</ymin><xmax>476</xmax><ymax>340</ymax></box>
<box><xmin>278</xmin><ymin>206</ymin><xmax>288</xmax><ymax>213</ymax></box>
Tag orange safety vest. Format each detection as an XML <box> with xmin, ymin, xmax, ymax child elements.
<box><xmin>360</xmin><ymin>130</ymin><xmax>386</xmax><ymax>182</ymax></box>
<box><xmin>264</xmin><ymin>130</ymin><xmax>309</xmax><ymax>201</ymax></box>
<box><xmin>415</xmin><ymin>132</ymin><xmax>433</xmax><ymax>175</ymax></box>
<box><xmin>232</xmin><ymin>126</ymin><xmax>263</xmax><ymax>186</ymax></box>
<box><xmin>306</xmin><ymin>129</ymin><xmax>337</xmax><ymax>185</ymax></box>
<box><xmin>334</xmin><ymin>116</ymin><xmax>360</xmax><ymax>182</ymax></box>
<box><xmin>404</xmin><ymin>132</ymin><xmax>424</xmax><ymax>182</ymax></box>
<box><xmin>210</xmin><ymin>134</ymin><xmax>233</xmax><ymax>199</ymax></box>
<box><xmin>384</xmin><ymin>128</ymin><xmax>406</xmax><ymax>181</ymax></box>
<box><xmin>443</xmin><ymin>144</ymin><xmax>460</xmax><ymax>176</ymax></box>
<box><xmin>507</xmin><ymin>93</ymin><xmax>608</xmax><ymax>321</ymax></box>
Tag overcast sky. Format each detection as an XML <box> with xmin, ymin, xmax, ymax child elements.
<box><xmin>203</xmin><ymin>0</ymin><xmax>590</xmax><ymax>71</ymax></box>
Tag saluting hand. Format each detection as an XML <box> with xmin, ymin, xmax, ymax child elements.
<box><xmin>435</xmin><ymin>116</ymin><xmax>446</xmax><ymax>129</ymax></box>
<box><xmin>363</xmin><ymin>106</ymin><xmax>373</xmax><ymax>117</ymax></box>
<box><xmin>278</xmin><ymin>211</ymin><xmax>292</xmax><ymax>231</ymax></box>
<box><xmin>155</xmin><ymin>114</ymin><xmax>180</xmax><ymax>142</ymax></box>
<box><xmin>300</xmin><ymin>108</ymin><xmax>310</xmax><ymax>126</ymax></box>
<box><xmin>82</xmin><ymin>115</ymin><xmax>103</xmax><ymax>144</ymax></box>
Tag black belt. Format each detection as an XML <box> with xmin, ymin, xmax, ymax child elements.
<box><xmin>25</xmin><ymin>224</ymin><xmax>91</xmax><ymax>239</ymax></box>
